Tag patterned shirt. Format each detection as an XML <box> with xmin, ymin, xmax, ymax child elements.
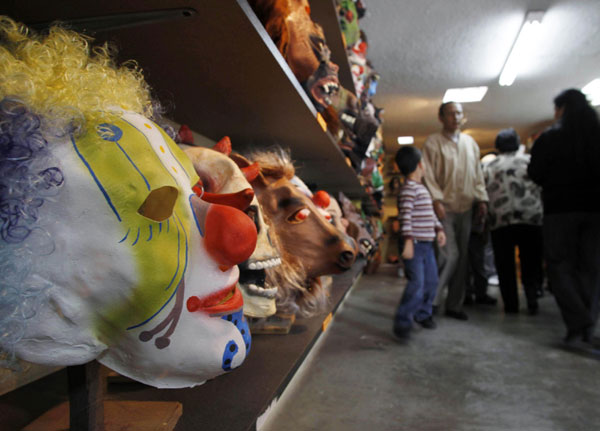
<box><xmin>483</xmin><ymin>152</ymin><xmax>543</xmax><ymax>230</ymax></box>
<box><xmin>397</xmin><ymin>180</ymin><xmax>443</xmax><ymax>241</ymax></box>
<box><xmin>422</xmin><ymin>132</ymin><xmax>489</xmax><ymax>213</ymax></box>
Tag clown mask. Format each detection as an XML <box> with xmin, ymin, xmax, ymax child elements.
<box><xmin>0</xmin><ymin>105</ymin><xmax>257</xmax><ymax>388</ymax></box>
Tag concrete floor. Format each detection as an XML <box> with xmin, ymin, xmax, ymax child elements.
<box><xmin>260</xmin><ymin>266</ymin><xmax>600</xmax><ymax>431</ymax></box>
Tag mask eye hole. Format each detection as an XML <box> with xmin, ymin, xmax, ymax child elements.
<box><xmin>138</xmin><ymin>186</ymin><xmax>179</xmax><ymax>222</ymax></box>
<box><xmin>287</xmin><ymin>208</ymin><xmax>310</xmax><ymax>224</ymax></box>
<box><xmin>245</xmin><ymin>205</ymin><xmax>260</xmax><ymax>234</ymax></box>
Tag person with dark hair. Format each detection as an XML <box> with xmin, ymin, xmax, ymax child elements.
<box><xmin>484</xmin><ymin>128</ymin><xmax>544</xmax><ymax>315</ymax></box>
<box><xmin>528</xmin><ymin>89</ymin><xmax>600</xmax><ymax>345</ymax></box>
<box><xmin>389</xmin><ymin>176</ymin><xmax>402</xmax><ymax>195</ymax></box>
<box><xmin>393</xmin><ymin>146</ymin><xmax>446</xmax><ymax>339</ymax></box>
<box><xmin>422</xmin><ymin>102</ymin><xmax>489</xmax><ymax>320</ymax></box>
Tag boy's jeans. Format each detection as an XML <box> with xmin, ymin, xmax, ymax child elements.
<box><xmin>394</xmin><ymin>241</ymin><xmax>439</xmax><ymax>330</ymax></box>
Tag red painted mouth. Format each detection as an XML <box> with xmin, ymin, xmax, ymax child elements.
<box><xmin>186</xmin><ymin>283</ymin><xmax>243</xmax><ymax>316</ymax></box>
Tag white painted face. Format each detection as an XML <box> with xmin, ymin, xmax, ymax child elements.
<box><xmin>1</xmin><ymin>108</ymin><xmax>256</xmax><ymax>388</ymax></box>
<box><xmin>183</xmin><ymin>145</ymin><xmax>281</xmax><ymax>318</ymax></box>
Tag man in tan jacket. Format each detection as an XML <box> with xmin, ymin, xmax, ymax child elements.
<box><xmin>422</xmin><ymin>102</ymin><xmax>488</xmax><ymax>320</ymax></box>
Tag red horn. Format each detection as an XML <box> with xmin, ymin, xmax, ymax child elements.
<box><xmin>241</xmin><ymin>162</ymin><xmax>260</xmax><ymax>182</ymax></box>
<box><xmin>202</xmin><ymin>188</ymin><xmax>254</xmax><ymax>211</ymax></box>
<box><xmin>178</xmin><ymin>124</ymin><xmax>194</xmax><ymax>145</ymax></box>
<box><xmin>214</xmin><ymin>136</ymin><xmax>232</xmax><ymax>155</ymax></box>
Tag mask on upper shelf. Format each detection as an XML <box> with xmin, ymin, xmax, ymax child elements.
<box><xmin>180</xmin><ymin>134</ymin><xmax>282</xmax><ymax>319</ymax></box>
<box><xmin>0</xmin><ymin>20</ymin><xmax>257</xmax><ymax>389</ymax></box>
<box><xmin>247</xmin><ymin>148</ymin><xmax>357</xmax><ymax>317</ymax></box>
<box><xmin>321</xmin><ymin>86</ymin><xmax>380</xmax><ymax>170</ymax></box>
<box><xmin>338</xmin><ymin>0</ymin><xmax>361</xmax><ymax>47</ymax></box>
<box><xmin>248</xmin><ymin>0</ymin><xmax>340</xmax><ymax>112</ymax></box>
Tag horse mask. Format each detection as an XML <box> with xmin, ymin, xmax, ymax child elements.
<box><xmin>182</xmin><ymin>138</ymin><xmax>282</xmax><ymax>318</ymax></box>
<box><xmin>247</xmin><ymin>149</ymin><xmax>356</xmax><ymax>316</ymax></box>
<box><xmin>0</xmin><ymin>21</ymin><xmax>256</xmax><ymax>388</ymax></box>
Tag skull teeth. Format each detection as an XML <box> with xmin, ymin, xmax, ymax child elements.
<box><xmin>247</xmin><ymin>257</ymin><xmax>281</xmax><ymax>270</ymax></box>
<box><xmin>246</xmin><ymin>283</ymin><xmax>278</xmax><ymax>298</ymax></box>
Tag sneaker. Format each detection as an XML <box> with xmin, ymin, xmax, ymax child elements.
<box><xmin>475</xmin><ymin>294</ymin><xmax>498</xmax><ymax>306</ymax></box>
<box><xmin>444</xmin><ymin>310</ymin><xmax>468</xmax><ymax>320</ymax></box>
<box><xmin>415</xmin><ymin>316</ymin><xmax>437</xmax><ymax>329</ymax></box>
<box><xmin>488</xmin><ymin>275</ymin><xmax>499</xmax><ymax>285</ymax></box>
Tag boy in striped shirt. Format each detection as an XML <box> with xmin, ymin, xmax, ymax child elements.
<box><xmin>394</xmin><ymin>146</ymin><xmax>446</xmax><ymax>339</ymax></box>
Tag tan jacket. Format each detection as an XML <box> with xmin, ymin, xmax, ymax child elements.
<box><xmin>422</xmin><ymin>132</ymin><xmax>488</xmax><ymax>213</ymax></box>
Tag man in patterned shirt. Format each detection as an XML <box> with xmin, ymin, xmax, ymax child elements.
<box><xmin>393</xmin><ymin>146</ymin><xmax>446</xmax><ymax>340</ymax></box>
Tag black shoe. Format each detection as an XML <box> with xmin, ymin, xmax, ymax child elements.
<box><xmin>564</xmin><ymin>328</ymin><xmax>585</xmax><ymax>345</ymax></box>
<box><xmin>415</xmin><ymin>316</ymin><xmax>437</xmax><ymax>329</ymax></box>
<box><xmin>582</xmin><ymin>325</ymin><xmax>594</xmax><ymax>343</ymax></box>
<box><xmin>445</xmin><ymin>310</ymin><xmax>468</xmax><ymax>320</ymax></box>
<box><xmin>475</xmin><ymin>294</ymin><xmax>497</xmax><ymax>306</ymax></box>
<box><xmin>393</xmin><ymin>326</ymin><xmax>411</xmax><ymax>340</ymax></box>
<box><xmin>527</xmin><ymin>302</ymin><xmax>539</xmax><ymax>316</ymax></box>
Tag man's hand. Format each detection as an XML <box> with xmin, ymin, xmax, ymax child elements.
<box><xmin>402</xmin><ymin>239</ymin><xmax>414</xmax><ymax>260</ymax></box>
<box><xmin>476</xmin><ymin>201</ymin><xmax>488</xmax><ymax>225</ymax></box>
<box><xmin>433</xmin><ymin>200</ymin><xmax>446</xmax><ymax>221</ymax></box>
<box><xmin>437</xmin><ymin>230</ymin><xmax>446</xmax><ymax>247</ymax></box>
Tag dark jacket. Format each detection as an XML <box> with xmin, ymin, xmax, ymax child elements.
<box><xmin>528</xmin><ymin>126</ymin><xmax>600</xmax><ymax>214</ymax></box>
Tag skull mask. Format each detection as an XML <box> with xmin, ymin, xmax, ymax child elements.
<box><xmin>182</xmin><ymin>139</ymin><xmax>282</xmax><ymax>318</ymax></box>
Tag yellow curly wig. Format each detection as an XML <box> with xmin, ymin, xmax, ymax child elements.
<box><xmin>0</xmin><ymin>16</ymin><xmax>153</xmax><ymax>122</ymax></box>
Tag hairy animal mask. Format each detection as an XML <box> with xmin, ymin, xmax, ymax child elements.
<box><xmin>248</xmin><ymin>149</ymin><xmax>357</xmax><ymax>316</ymax></box>
<box><xmin>248</xmin><ymin>0</ymin><xmax>340</xmax><ymax>111</ymax></box>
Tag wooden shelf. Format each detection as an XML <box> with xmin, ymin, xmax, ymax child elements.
<box><xmin>0</xmin><ymin>260</ymin><xmax>366</xmax><ymax>431</ymax></box>
<box><xmin>1</xmin><ymin>0</ymin><xmax>366</xmax><ymax>198</ymax></box>
<box><xmin>0</xmin><ymin>3</ymin><xmax>371</xmax><ymax>429</ymax></box>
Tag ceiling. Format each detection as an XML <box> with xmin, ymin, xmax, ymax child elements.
<box><xmin>358</xmin><ymin>0</ymin><xmax>600</xmax><ymax>153</ymax></box>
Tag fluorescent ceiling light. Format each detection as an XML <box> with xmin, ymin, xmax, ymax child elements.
<box><xmin>499</xmin><ymin>11</ymin><xmax>545</xmax><ymax>86</ymax></box>
<box><xmin>582</xmin><ymin>78</ymin><xmax>600</xmax><ymax>106</ymax></box>
<box><xmin>442</xmin><ymin>86</ymin><xmax>488</xmax><ymax>103</ymax></box>
<box><xmin>397</xmin><ymin>136</ymin><xmax>414</xmax><ymax>145</ymax></box>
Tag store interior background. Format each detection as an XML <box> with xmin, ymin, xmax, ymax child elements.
<box><xmin>363</xmin><ymin>0</ymin><xmax>600</xmax><ymax>258</ymax></box>
<box><xmin>364</xmin><ymin>0</ymin><xmax>600</xmax><ymax>152</ymax></box>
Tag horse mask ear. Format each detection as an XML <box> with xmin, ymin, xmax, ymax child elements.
<box><xmin>230</xmin><ymin>153</ymin><xmax>267</xmax><ymax>188</ymax></box>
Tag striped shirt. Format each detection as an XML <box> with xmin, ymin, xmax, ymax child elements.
<box><xmin>398</xmin><ymin>180</ymin><xmax>443</xmax><ymax>241</ymax></box>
